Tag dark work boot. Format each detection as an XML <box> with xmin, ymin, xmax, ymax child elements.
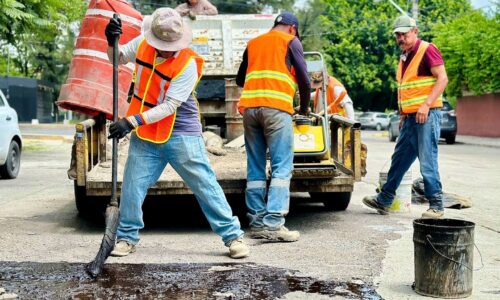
<box><xmin>362</xmin><ymin>196</ymin><xmax>389</xmax><ymax>215</ymax></box>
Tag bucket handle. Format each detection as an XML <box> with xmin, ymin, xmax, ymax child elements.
<box><xmin>426</xmin><ymin>234</ymin><xmax>484</xmax><ymax>271</ymax></box>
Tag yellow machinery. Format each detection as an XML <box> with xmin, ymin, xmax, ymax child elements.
<box><xmin>291</xmin><ymin>52</ymin><xmax>363</xmax><ymax>210</ymax></box>
<box><xmin>292</xmin><ymin>52</ymin><xmax>336</xmax><ymax>178</ymax></box>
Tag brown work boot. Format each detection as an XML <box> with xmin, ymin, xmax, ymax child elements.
<box><xmin>110</xmin><ymin>240</ymin><xmax>136</xmax><ymax>257</ymax></box>
<box><xmin>421</xmin><ymin>208</ymin><xmax>444</xmax><ymax>219</ymax></box>
<box><xmin>362</xmin><ymin>196</ymin><xmax>389</xmax><ymax>215</ymax></box>
<box><xmin>246</xmin><ymin>226</ymin><xmax>266</xmax><ymax>239</ymax></box>
<box><xmin>260</xmin><ymin>226</ymin><xmax>300</xmax><ymax>242</ymax></box>
<box><xmin>228</xmin><ymin>238</ymin><xmax>249</xmax><ymax>259</ymax></box>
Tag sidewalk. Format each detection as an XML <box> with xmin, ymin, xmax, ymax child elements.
<box><xmin>456</xmin><ymin>135</ymin><xmax>500</xmax><ymax>148</ymax></box>
<box><xmin>19</xmin><ymin>123</ymin><xmax>75</xmax><ymax>142</ymax></box>
<box><xmin>18</xmin><ymin>124</ymin><xmax>500</xmax><ymax>148</ymax></box>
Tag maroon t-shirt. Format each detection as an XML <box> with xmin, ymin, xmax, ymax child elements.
<box><xmin>401</xmin><ymin>39</ymin><xmax>444</xmax><ymax>77</ymax></box>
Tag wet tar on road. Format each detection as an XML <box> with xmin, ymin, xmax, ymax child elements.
<box><xmin>0</xmin><ymin>262</ymin><xmax>381</xmax><ymax>299</ymax></box>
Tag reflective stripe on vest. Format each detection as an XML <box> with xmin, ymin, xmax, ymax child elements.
<box><xmin>313</xmin><ymin>76</ymin><xmax>346</xmax><ymax>116</ymax></box>
<box><xmin>397</xmin><ymin>41</ymin><xmax>442</xmax><ymax>114</ymax></box>
<box><xmin>239</xmin><ymin>30</ymin><xmax>297</xmax><ymax>114</ymax></box>
<box><xmin>126</xmin><ymin>40</ymin><xmax>204</xmax><ymax>143</ymax></box>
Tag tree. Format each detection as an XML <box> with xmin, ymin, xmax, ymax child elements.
<box><xmin>130</xmin><ymin>0</ymin><xmax>179</xmax><ymax>15</ymax></box>
<box><xmin>0</xmin><ymin>0</ymin><xmax>87</xmax><ymax>79</ymax></box>
<box><xmin>130</xmin><ymin>0</ymin><xmax>294</xmax><ymax>15</ymax></box>
<box><xmin>433</xmin><ymin>10</ymin><xmax>500</xmax><ymax>97</ymax></box>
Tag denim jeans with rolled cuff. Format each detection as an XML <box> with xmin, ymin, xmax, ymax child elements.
<box><xmin>243</xmin><ymin>107</ymin><xmax>294</xmax><ymax>229</ymax></box>
<box><xmin>117</xmin><ymin>133</ymin><xmax>244</xmax><ymax>246</ymax></box>
<box><xmin>377</xmin><ymin>109</ymin><xmax>443</xmax><ymax>210</ymax></box>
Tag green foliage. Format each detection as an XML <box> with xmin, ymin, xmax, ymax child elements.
<box><xmin>130</xmin><ymin>0</ymin><xmax>179</xmax><ymax>15</ymax></box>
<box><xmin>211</xmin><ymin>0</ymin><xmax>291</xmax><ymax>13</ymax></box>
<box><xmin>0</xmin><ymin>0</ymin><xmax>86</xmax><ymax>87</ymax></box>
<box><xmin>130</xmin><ymin>0</ymin><xmax>294</xmax><ymax>14</ymax></box>
<box><xmin>0</xmin><ymin>0</ymin><xmax>86</xmax><ymax>116</ymax></box>
<box><xmin>433</xmin><ymin>10</ymin><xmax>500</xmax><ymax>97</ymax></box>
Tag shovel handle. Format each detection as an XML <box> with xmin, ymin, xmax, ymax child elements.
<box><xmin>111</xmin><ymin>13</ymin><xmax>120</xmax><ymax>206</ymax></box>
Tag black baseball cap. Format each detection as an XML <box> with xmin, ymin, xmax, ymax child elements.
<box><xmin>274</xmin><ymin>11</ymin><xmax>300</xmax><ymax>38</ymax></box>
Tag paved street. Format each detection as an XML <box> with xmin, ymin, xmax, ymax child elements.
<box><xmin>0</xmin><ymin>129</ymin><xmax>499</xmax><ymax>299</ymax></box>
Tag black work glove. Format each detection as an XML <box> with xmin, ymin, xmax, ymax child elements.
<box><xmin>105</xmin><ymin>16</ymin><xmax>122</xmax><ymax>47</ymax></box>
<box><xmin>108</xmin><ymin>118</ymin><xmax>133</xmax><ymax>139</ymax></box>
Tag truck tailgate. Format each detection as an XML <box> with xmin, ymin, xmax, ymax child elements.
<box><xmin>84</xmin><ymin>149</ymin><xmax>352</xmax><ymax>196</ymax></box>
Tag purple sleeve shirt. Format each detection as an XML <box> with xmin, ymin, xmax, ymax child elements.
<box><xmin>401</xmin><ymin>39</ymin><xmax>444</xmax><ymax>77</ymax></box>
<box><xmin>288</xmin><ymin>38</ymin><xmax>311</xmax><ymax>114</ymax></box>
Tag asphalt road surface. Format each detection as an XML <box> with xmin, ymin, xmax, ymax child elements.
<box><xmin>0</xmin><ymin>131</ymin><xmax>498</xmax><ymax>299</ymax></box>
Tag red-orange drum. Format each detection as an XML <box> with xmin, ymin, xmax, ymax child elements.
<box><xmin>57</xmin><ymin>0</ymin><xmax>143</xmax><ymax>120</ymax></box>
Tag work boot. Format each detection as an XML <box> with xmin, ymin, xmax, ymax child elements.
<box><xmin>110</xmin><ymin>240</ymin><xmax>136</xmax><ymax>257</ymax></box>
<box><xmin>362</xmin><ymin>196</ymin><xmax>389</xmax><ymax>215</ymax></box>
<box><xmin>246</xmin><ymin>226</ymin><xmax>266</xmax><ymax>239</ymax></box>
<box><xmin>421</xmin><ymin>208</ymin><xmax>444</xmax><ymax>219</ymax></box>
<box><xmin>228</xmin><ymin>238</ymin><xmax>249</xmax><ymax>259</ymax></box>
<box><xmin>260</xmin><ymin>226</ymin><xmax>300</xmax><ymax>242</ymax></box>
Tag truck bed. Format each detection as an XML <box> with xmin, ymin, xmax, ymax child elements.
<box><xmin>84</xmin><ymin>149</ymin><xmax>353</xmax><ymax>196</ymax></box>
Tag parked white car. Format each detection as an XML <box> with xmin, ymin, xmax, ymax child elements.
<box><xmin>0</xmin><ymin>89</ymin><xmax>22</xmax><ymax>179</ymax></box>
<box><xmin>358</xmin><ymin>112</ymin><xmax>390</xmax><ymax>131</ymax></box>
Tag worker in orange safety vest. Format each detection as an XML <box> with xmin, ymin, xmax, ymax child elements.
<box><xmin>236</xmin><ymin>12</ymin><xmax>310</xmax><ymax>243</ymax></box>
<box><xmin>104</xmin><ymin>8</ymin><xmax>249</xmax><ymax>259</ymax></box>
<box><xmin>310</xmin><ymin>71</ymin><xmax>355</xmax><ymax>120</ymax></box>
<box><xmin>363</xmin><ymin>15</ymin><xmax>448</xmax><ymax>219</ymax></box>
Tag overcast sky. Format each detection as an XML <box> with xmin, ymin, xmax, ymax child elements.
<box><xmin>471</xmin><ymin>0</ymin><xmax>494</xmax><ymax>9</ymax></box>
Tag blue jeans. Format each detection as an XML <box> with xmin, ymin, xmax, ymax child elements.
<box><xmin>117</xmin><ymin>133</ymin><xmax>244</xmax><ymax>246</ymax></box>
<box><xmin>378</xmin><ymin>109</ymin><xmax>443</xmax><ymax>210</ymax></box>
<box><xmin>243</xmin><ymin>107</ymin><xmax>293</xmax><ymax>229</ymax></box>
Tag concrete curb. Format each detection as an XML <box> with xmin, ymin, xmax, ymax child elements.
<box><xmin>19</xmin><ymin>123</ymin><xmax>75</xmax><ymax>129</ymax></box>
<box><xmin>456</xmin><ymin>135</ymin><xmax>500</xmax><ymax>148</ymax></box>
<box><xmin>22</xmin><ymin>134</ymin><xmax>74</xmax><ymax>143</ymax></box>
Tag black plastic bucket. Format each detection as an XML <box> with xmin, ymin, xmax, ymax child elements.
<box><xmin>413</xmin><ymin>218</ymin><xmax>475</xmax><ymax>298</ymax></box>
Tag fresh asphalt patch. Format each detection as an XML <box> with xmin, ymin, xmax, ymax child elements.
<box><xmin>0</xmin><ymin>261</ymin><xmax>381</xmax><ymax>299</ymax></box>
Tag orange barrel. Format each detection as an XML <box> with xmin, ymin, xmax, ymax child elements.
<box><xmin>225</xmin><ymin>78</ymin><xmax>244</xmax><ymax>141</ymax></box>
<box><xmin>57</xmin><ymin>0</ymin><xmax>143</xmax><ymax>120</ymax></box>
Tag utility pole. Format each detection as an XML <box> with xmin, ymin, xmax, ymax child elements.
<box><xmin>412</xmin><ymin>0</ymin><xmax>418</xmax><ymax>20</ymax></box>
<box><xmin>386</xmin><ymin>0</ymin><xmax>408</xmax><ymax>16</ymax></box>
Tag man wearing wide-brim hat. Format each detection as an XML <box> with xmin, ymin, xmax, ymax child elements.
<box><xmin>103</xmin><ymin>7</ymin><xmax>249</xmax><ymax>259</ymax></box>
<box><xmin>363</xmin><ymin>15</ymin><xmax>449</xmax><ymax>219</ymax></box>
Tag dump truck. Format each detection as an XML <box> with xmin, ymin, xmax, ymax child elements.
<box><xmin>71</xmin><ymin>14</ymin><xmax>363</xmax><ymax>215</ymax></box>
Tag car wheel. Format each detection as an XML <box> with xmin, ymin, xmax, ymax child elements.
<box><xmin>310</xmin><ymin>192</ymin><xmax>351</xmax><ymax>211</ymax></box>
<box><xmin>387</xmin><ymin>126</ymin><xmax>396</xmax><ymax>142</ymax></box>
<box><xmin>375</xmin><ymin>123</ymin><xmax>382</xmax><ymax>131</ymax></box>
<box><xmin>445</xmin><ymin>135</ymin><xmax>456</xmax><ymax>144</ymax></box>
<box><xmin>0</xmin><ymin>140</ymin><xmax>21</xmax><ymax>179</ymax></box>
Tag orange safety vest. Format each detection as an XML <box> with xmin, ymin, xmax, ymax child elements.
<box><xmin>238</xmin><ymin>30</ymin><xmax>298</xmax><ymax>114</ymax></box>
<box><xmin>397</xmin><ymin>41</ymin><xmax>442</xmax><ymax>114</ymax></box>
<box><xmin>126</xmin><ymin>40</ymin><xmax>204</xmax><ymax>143</ymax></box>
<box><xmin>313</xmin><ymin>76</ymin><xmax>347</xmax><ymax>116</ymax></box>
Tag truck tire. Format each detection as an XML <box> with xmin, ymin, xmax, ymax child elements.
<box><xmin>310</xmin><ymin>192</ymin><xmax>351</xmax><ymax>211</ymax></box>
<box><xmin>74</xmin><ymin>181</ymin><xmax>106</xmax><ymax>218</ymax></box>
<box><xmin>0</xmin><ymin>140</ymin><xmax>21</xmax><ymax>179</ymax></box>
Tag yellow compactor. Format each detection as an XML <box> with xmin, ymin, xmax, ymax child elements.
<box><xmin>291</xmin><ymin>52</ymin><xmax>363</xmax><ymax>210</ymax></box>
